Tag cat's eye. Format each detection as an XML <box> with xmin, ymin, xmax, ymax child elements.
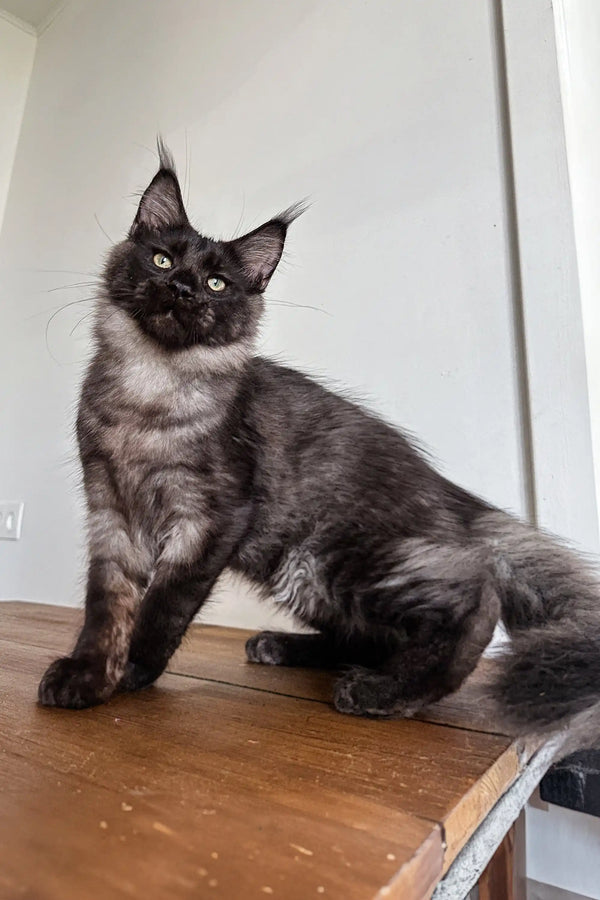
<box><xmin>207</xmin><ymin>276</ymin><xmax>226</xmax><ymax>293</ymax></box>
<box><xmin>153</xmin><ymin>252</ymin><xmax>172</xmax><ymax>269</ymax></box>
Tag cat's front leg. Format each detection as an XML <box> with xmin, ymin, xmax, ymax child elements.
<box><xmin>120</xmin><ymin>529</ymin><xmax>234</xmax><ymax>693</ymax></box>
<box><xmin>119</xmin><ymin>565</ymin><xmax>223</xmax><ymax>693</ymax></box>
<box><xmin>38</xmin><ymin>510</ymin><xmax>149</xmax><ymax>709</ymax></box>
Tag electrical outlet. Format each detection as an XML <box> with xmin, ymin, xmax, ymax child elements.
<box><xmin>0</xmin><ymin>502</ymin><xmax>24</xmax><ymax>540</ymax></box>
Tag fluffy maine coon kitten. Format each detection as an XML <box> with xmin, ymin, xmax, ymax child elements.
<box><xmin>39</xmin><ymin>144</ymin><xmax>600</xmax><ymax>748</ymax></box>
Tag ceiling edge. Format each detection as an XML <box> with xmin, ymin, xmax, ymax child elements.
<box><xmin>0</xmin><ymin>7</ymin><xmax>37</xmax><ymax>36</ymax></box>
<box><xmin>37</xmin><ymin>0</ymin><xmax>68</xmax><ymax>36</ymax></box>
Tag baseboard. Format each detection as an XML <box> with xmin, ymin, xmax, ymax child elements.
<box><xmin>527</xmin><ymin>879</ymin><xmax>596</xmax><ymax>900</ymax></box>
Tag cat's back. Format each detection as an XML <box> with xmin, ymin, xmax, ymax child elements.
<box><xmin>246</xmin><ymin>356</ymin><xmax>429</xmax><ymax>474</ymax></box>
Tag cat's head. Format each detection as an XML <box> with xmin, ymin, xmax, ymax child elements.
<box><xmin>103</xmin><ymin>141</ymin><xmax>302</xmax><ymax>352</ymax></box>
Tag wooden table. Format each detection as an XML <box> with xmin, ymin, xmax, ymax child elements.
<box><xmin>0</xmin><ymin>602</ymin><xmax>553</xmax><ymax>899</ymax></box>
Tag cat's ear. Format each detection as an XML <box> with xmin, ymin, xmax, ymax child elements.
<box><xmin>129</xmin><ymin>139</ymin><xmax>189</xmax><ymax>236</ymax></box>
<box><xmin>229</xmin><ymin>202</ymin><xmax>306</xmax><ymax>292</ymax></box>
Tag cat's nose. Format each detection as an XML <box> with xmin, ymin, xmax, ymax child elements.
<box><xmin>167</xmin><ymin>278</ymin><xmax>195</xmax><ymax>300</ymax></box>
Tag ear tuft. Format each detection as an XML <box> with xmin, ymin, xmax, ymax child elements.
<box><xmin>129</xmin><ymin>138</ymin><xmax>189</xmax><ymax>236</ymax></box>
<box><xmin>277</xmin><ymin>200</ymin><xmax>310</xmax><ymax>227</ymax></box>
<box><xmin>156</xmin><ymin>134</ymin><xmax>176</xmax><ymax>173</ymax></box>
<box><xmin>229</xmin><ymin>201</ymin><xmax>307</xmax><ymax>292</ymax></box>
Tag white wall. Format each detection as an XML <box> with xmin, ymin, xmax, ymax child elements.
<box><xmin>0</xmin><ymin>0</ymin><xmax>524</xmax><ymax>628</ymax></box>
<box><xmin>527</xmin><ymin>801</ymin><xmax>600</xmax><ymax>900</ymax></box>
<box><xmin>0</xmin><ymin>13</ymin><xmax>35</xmax><ymax>230</ymax></box>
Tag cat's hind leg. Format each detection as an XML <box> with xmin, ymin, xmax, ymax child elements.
<box><xmin>334</xmin><ymin>577</ymin><xmax>500</xmax><ymax>717</ymax></box>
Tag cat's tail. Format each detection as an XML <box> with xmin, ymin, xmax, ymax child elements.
<box><xmin>477</xmin><ymin>511</ymin><xmax>600</xmax><ymax>752</ymax></box>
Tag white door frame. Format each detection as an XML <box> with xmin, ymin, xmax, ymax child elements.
<box><xmin>498</xmin><ymin>0</ymin><xmax>599</xmax><ymax>552</ymax></box>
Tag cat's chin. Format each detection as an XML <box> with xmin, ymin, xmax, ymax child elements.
<box><xmin>137</xmin><ymin>310</ymin><xmax>202</xmax><ymax>351</ymax></box>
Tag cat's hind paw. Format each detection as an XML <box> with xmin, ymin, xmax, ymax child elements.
<box><xmin>333</xmin><ymin>668</ymin><xmax>418</xmax><ymax>718</ymax></box>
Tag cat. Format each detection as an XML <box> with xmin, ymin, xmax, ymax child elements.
<box><xmin>38</xmin><ymin>142</ymin><xmax>600</xmax><ymax>749</ymax></box>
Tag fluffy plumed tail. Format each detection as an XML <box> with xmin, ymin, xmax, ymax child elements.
<box><xmin>480</xmin><ymin>512</ymin><xmax>600</xmax><ymax>750</ymax></box>
<box><xmin>493</xmin><ymin>618</ymin><xmax>600</xmax><ymax>751</ymax></box>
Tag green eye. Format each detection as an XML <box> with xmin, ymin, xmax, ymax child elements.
<box><xmin>207</xmin><ymin>276</ymin><xmax>226</xmax><ymax>293</ymax></box>
<box><xmin>153</xmin><ymin>252</ymin><xmax>172</xmax><ymax>269</ymax></box>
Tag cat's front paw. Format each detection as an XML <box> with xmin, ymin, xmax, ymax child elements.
<box><xmin>333</xmin><ymin>669</ymin><xmax>411</xmax><ymax>718</ymax></box>
<box><xmin>118</xmin><ymin>660</ymin><xmax>160</xmax><ymax>692</ymax></box>
<box><xmin>38</xmin><ymin>656</ymin><xmax>113</xmax><ymax>709</ymax></box>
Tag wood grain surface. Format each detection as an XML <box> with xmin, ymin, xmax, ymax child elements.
<box><xmin>0</xmin><ymin>602</ymin><xmax>531</xmax><ymax>899</ymax></box>
<box><xmin>478</xmin><ymin>825</ymin><xmax>515</xmax><ymax>900</ymax></box>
